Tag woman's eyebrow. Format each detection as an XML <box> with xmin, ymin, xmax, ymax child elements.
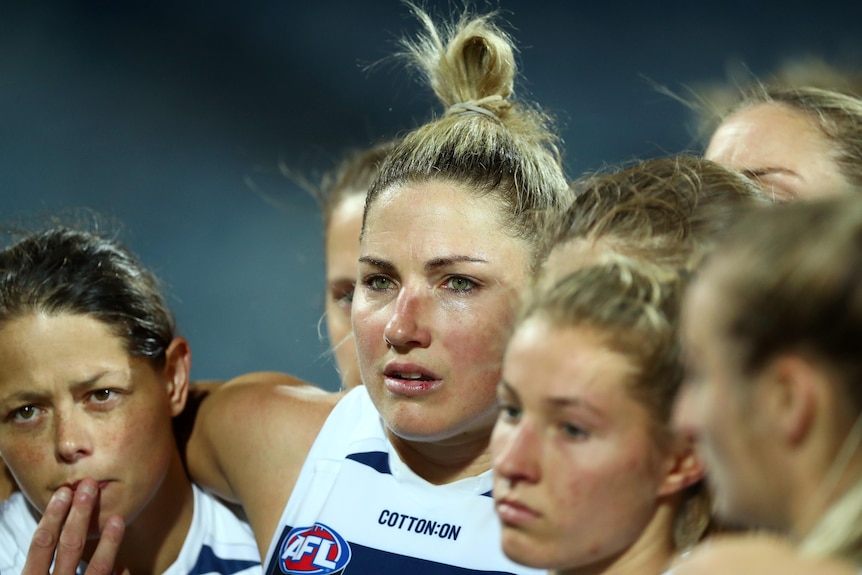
<box><xmin>425</xmin><ymin>255</ymin><xmax>488</xmax><ymax>271</ymax></box>
<box><xmin>497</xmin><ymin>379</ymin><xmax>519</xmax><ymax>400</ymax></box>
<box><xmin>0</xmin><ymin>389</ymin><xmax>48</xmax><ymax>404</ymax></box>
<box><xmin>743</xmin><ymin>167</ymin><xmax>803</xmax><ymax>180</ymax></box>
<box><xmin>358</xmin><ymin>256</ymin><xmax>394</xmax><ymax>271</ymax></box>
<box><xmin>0</xmin><ymin>372</ymin><xmax>114</xmax><ymax>404</ymax></box>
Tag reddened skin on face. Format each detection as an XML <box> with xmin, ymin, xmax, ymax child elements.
<box><xmin>353</xmin><ymin>180</ymin><xmax>531</xmax><ymax>465</ymax></box>
<box><xmin>493</xmin><ymin>319</ymin><xmax>703</xmax><ymax>571</ymax></box>
<box><xmin>0</xmin><ymin>313</ymin><xmax>190</xmax><ymax>533</ymax></box>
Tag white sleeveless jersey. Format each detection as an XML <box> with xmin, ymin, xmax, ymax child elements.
<box><xmin>0</xmin><ymin>484</ymin><xmax>261</xmax><ymax>575</ymax></box>
<box><xmin>263</xmin><ymin>386</ymin><xmax>542</xmax><ymax>575</ymax></box>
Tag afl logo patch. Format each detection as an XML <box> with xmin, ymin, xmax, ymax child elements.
<box><xmin>278</xmin><ymin>523</ymin><xmax>352</xmax><ymax>575</ymax></box>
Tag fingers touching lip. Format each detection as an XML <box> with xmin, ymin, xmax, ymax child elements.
<box><xmin>54</xmin><ymin>478</ymin><xmax>112</xmax><ymax>492</ymax></box>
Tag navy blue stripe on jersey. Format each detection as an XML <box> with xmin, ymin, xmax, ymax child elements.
<box><xmin>266</xmin><ymin>529</ymin><xmax>524</xmax><ymax>575</ymax></box>
<box><xmin>480</xmin><ymin>490</ymin><xmax>493</xmax><ymax>498</ymax></box>
<box><xmin>346</xmin><ymin>451</ymin><xmax>392</xmax><ymax>475</ymax></box>
<box><xmin>189</xmin><ymin>544</ymin><xmax>260</xmax><ymax>575</ymax></box>
<box><xmin>339</xmin><ymin>541</ymin><xmax>520</xmax><ymax>575</ymax></box>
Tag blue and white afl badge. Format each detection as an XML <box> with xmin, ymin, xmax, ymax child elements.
<box><xmin>272</xmin><ymin>523</ymin><xmax>352</xmax><ymax>575</ymax></box>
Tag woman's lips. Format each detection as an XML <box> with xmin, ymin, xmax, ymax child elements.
<box><xmin>383</xmin><ymin>363</ymin><xmax>443</xmax><ymax>396</ymax></box>
<box><xmin>384</xmin><ymin>374</ymin><xmax>443</xmax><ymax>396</ymax></box>
<box><xmin>59</xmin><ymin>479</ymin><xmax>112</xmax><ymax>492</ymax></box>
<box><xmin>495</xmin><ymin>497</ymin><xmax>540</xmax><ymax>526</ymax></box>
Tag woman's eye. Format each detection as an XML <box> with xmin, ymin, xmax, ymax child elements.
<box><xmin>446</xmin><ymin>276</ymin><xmax>474</xmax><ymax>292</ymax></box>
<box><xmin>90</xmin><ymin>389</ymin><xmax>115</xmax><ymax>403</ymax></box>
<box><xmin>11</xmin><ymin>405</ymin><xmax>41</xmax><ymax>422</ymax></box>
<box><xmin>369</xmin><ymin>276</ymin><xmax>393</xmax><ymax>290</ymax></box>
<box><xmin>331</xmin><ymin>284</ymin><xmax>355</xmax><ymax>306</ymax></box>
<box><xmin>562</xmin><ymin>423</ymin><xmax>588</xmax><ymax>440</ymax></box>
<box><xmin>497</xmin><ymin>402</ymin><xmax>521</xmax><ymax>422</ymax></box>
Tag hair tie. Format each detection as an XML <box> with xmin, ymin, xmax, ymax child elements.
<box><xmin>446</xmin><ymin>102</ymin><xmax>500</xmax><ymax>121</ymax></box>
<box><xmin>445</xmin><ymin>95</ymin><xmax>505</xmax><ymax>122</ymax></box>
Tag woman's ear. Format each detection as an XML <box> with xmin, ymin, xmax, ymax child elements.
<box><xmin>757</xmin><ymin>353</ymin><xmax>818</xmax><ymax>447</ymax></box>
<box><xmin>659</xmin><ymin>432</ymin><xmax>706</xmax><ymax>497</ymax></box>
<box><xmin>163</xmin><ymin>337</ymin><xmax>191</xmax><ymax>417</ymax></box>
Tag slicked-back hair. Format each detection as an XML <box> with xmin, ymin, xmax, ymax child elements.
<box><xmin>0</xmin><ymin>227</ymin><xmax>175</xmax><ymax>367</ymax></box>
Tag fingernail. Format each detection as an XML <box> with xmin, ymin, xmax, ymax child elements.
<box><xmin>79</xmin><ymin>480</ymin><xmax>97</xmax><ymax>497</ymax></box>
<box><xmin>107</xmin><ymin>516</ymin><xmax>125</xmax><ymax>529</ymax></box>
<box><xmin>53</xmin><ymin>488</ymin><xmax>72</xmax><ymax>503</ymax></box>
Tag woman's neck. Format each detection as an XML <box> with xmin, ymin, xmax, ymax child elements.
<box><xmin>789</xmin><ymin>420</ymin><xmax>862</xmax><ymax>541</ymax></box>
<box><xmin>795</xmin><ymin>463</ymin><xmax>862</xmax><ymax>556</ymax></box>
<box><xmin>387</xmin><ymin>427</ymin><xmax>494</xmax><ymax>485</ymax></box>
<box><xmin>556</xmin><ymin>501</ymin><xmax>678</xmax><ymax>575</ymax></box>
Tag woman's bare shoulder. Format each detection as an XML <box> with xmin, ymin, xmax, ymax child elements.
<box><xmin>673</xmin><ymin>536</ymin><xmax>859</xmax><ymax>575</ymax></box>
<box><xmin>186</xmin><ymin>372</ymin><xmax>341</xmax><ymax>508</ymax></box>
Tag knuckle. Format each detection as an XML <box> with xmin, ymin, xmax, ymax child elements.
<box><xmin>58</xmin><ymin>530</ymin><xmax>85</xmax><ymax>553</ymax></box>
<box><xmin>85</xmin><ymin>557</ymin><xmax>114</xmax><ymax>575</ymax></box>
<box><xmin>31</xmin><ymin>527</ymin><xmax>57</xmax><ymax>549</ymax></box>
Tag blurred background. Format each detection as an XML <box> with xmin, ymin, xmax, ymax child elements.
<box><xmin>1</xmin><ymin>0</ymin><xmax>859</xmax><ymax>391</ymax></box>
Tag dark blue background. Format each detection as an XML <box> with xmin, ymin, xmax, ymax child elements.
<box><xmin>1</xmin><ymin>0</ymin><xmax>859</xmax><ymax>390</ymax></box>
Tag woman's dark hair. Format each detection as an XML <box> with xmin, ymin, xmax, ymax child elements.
<box><xmin>0</xmin><ymin>227</ymin><xmax>175</xmax><ymax>366</ymax></box>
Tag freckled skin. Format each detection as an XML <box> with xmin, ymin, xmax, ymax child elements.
<box><xmin>0</xmin><ymin>313</ymin><xmax>188</xmax><ymax>537</ymax></box>
<box><xmin>353</xmin><ymin>181</ymin><xmax>531</xmax><ymax>446</ymax></box>
<box><xmin>493</xmin><ymin>320</ymin><xmax>682</xmax><ymax>573</ymax></box>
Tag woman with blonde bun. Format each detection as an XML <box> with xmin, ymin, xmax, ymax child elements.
<box><xmin>185</xmin><ymin>5</ymin><xmax>569</xmax><ymax>574</ymax></box>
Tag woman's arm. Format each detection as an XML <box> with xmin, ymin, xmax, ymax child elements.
<box><xmin>184</xmin><ymin>372</ymin><xmax>339</xmax><ymax>552</ymax></box>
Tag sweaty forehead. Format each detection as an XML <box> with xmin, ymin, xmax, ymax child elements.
<box><xmin>362</xmin><ymin>182</ymin><xmax>514</xmax><ymax>248</ymax></box>
<box><xmin>706</xmin><ymin>103</ymin><xmax>822</xmax><ymax>167</ymax></box>
<box><xmin>369</xmin><ymin>180</ymin><xmax>503</xmax><ymax>215</ymax></box>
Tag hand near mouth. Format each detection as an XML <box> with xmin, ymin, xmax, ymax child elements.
<box><xmin>22</xmin><ymin>478</ymin><xmax>128</xmax><ymax>575</ymax></box>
